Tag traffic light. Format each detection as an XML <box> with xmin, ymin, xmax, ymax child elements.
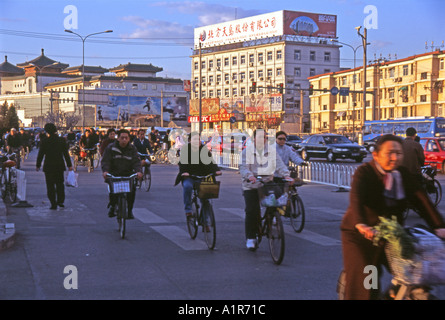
<box><xmin>250</xmin><ymin>82</ymin><xmax>257</xmax><ymax>93</ymax></box>
<box><xmin>278</xmin><ymin>83</ymin><xmax>284</xmax><ymax>94</ymax></box>
<box><xmin>309</xmin><ymin>84</ymin><xmax>314</xmax><ymax>95</ymax></box>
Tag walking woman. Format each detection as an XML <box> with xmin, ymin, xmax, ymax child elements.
<box><xmin>36</xmin><ymin>123</ymin><xmax>73</xmax><ymax>210</ymax></box>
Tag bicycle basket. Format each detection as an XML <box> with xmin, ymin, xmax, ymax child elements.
<box><xmin>258</xmin><ymin>182</ymin><xmax>289</xmax><ymax>207</ymax></box>
<box><xmin>197</xmin><ymin>181</ymin><xmax>220</xmax><ymax>199</ymax></box>
<box><xmin>108</xmin><ymin>178</ymin><xmax>134</xmax><ymax>194</ymax></box>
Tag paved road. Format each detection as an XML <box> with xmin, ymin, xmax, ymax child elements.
<box><xmin>1</xmin><ymin>149</ymin><xmax>444</xmax><ymax>302</ymax></box>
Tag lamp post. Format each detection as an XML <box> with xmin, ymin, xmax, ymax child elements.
<box><xmin>64</xmin><ymin>29</ymin><xmax>113</xmax><ymax>131</ymax></box>
<box><xmin>330</xmin><ymin>39</ymin><xmax>368</xmax><ymax>140</ymax></box>
<box><xmin>31</xmin><ymin>62</ymin><xmax>59</xmax><ymax>124</ymax></box>
<box><xmin>356</xmin><ymin>26</ymin><xmax>369</xmax><ymax>130</ymax></box>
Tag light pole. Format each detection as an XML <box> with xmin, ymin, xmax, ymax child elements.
<box><xmin>330</xmin><ymin>39</ymin><xmax>368</xmax><ymax>139</ymax></box>
<box><xmin>31</xmin><ymin>62</ymin><xmax>59</xmax><ymax>124</ymax></box>
<box><xmin>64</xmin><ymin>29</ymin><xmax>113</xmax><ymax>131</ymax></box>
<box><xmin>356</xmin><ymin>26</ymin><xmax>368</xmax><ymax>131</ymax></box>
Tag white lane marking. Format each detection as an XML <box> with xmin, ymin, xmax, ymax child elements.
<box><xmin>150</xmin><ymin>226</ymin><xmax>208</xmax><ymax>251</ymax></box>
<box><xmin>133</xmin><ymin>208</ymin><xmax>168</xmax><ymax>224</ymax></box>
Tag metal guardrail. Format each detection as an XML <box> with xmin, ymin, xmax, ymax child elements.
<box><xmin>213</xmin><ymin>152</ymin><xmax>357</xmax><ymax>190</ymax></box>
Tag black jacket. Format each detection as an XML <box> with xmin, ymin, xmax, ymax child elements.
<box><xmin>36</xmin><ymin>134</ymin><xmax>72</xmax><ymax>172</ymax></box>
<box><xmin>174</xmin><ymin>143</ymin><xmax>220</xmax><ymax>186</ymax></box>
<box><xmin>101</xmin><ymin>141</ymin><xmax>141</xmax><ymax>177</ymax></box>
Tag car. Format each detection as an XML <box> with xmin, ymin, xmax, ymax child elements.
<box><xmin>206</xmin><ymin>132</ymin><xmax>249</xmax><ymax>153</ymax></box>
<box><xmin>285</xmin><ymin>134</ymin><xmax>303</xmax><ymax>151</ymax></box>
<box><xmin>363</xmin><ymin>136</ymin><xmax>381</xmax><ymax>152</ymax></box>
<box><xmin>419</xmin><ymin>137</ymin><xmax>445</xmax><ymax>174</ymax></box>
<box><xmin>297</xmin><ymin>133</ymin><xmax>367</xmax><ymax>163</ymax></box>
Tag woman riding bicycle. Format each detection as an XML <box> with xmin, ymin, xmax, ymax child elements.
<box><xmin>239</xmin><ymin>129</ymin><xmax>293</xmax><ymax>250</ymax></box>
<box><xmin>341</xmin><ymin>134</ymin><xmax>445</xmax><ymax>300</ymax></box>
<box><xmin>174</xmin><ymin>132</ymin><xmax>221</xmax><ymax>220</ymax></box>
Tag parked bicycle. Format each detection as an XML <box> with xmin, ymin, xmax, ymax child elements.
<box><xmin>106</xmin><ymin>173</ymin><xmax>138</xmax><ymax>239</ymax></box>
<box><xmin>186</xmin><ymin>173</ymin><xmax>220</xmax><ymax>250</ymax></box>
<box><xmin>137</xmin><ymin>152</ymin><xmax>152</xmax><ymax>192</ymax></box>
<box><xmin>253</xmin><ymin>176</ymin><xmax>293</xmax><ymax>265</ymax></box>
<box><xmin>0</xmin><ymin>152</ymin><xmax>18</xmax><ymax>203</ymax></box>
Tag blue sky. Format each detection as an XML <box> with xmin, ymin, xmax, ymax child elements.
<box><xmin>0</xmin><ymin>0</ymin><xmax>444</xmax><ymax>80</ymax></box>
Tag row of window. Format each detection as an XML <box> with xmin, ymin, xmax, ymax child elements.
<box><xmin>193</xmin><ymin>86</ymin><xmax>280</xmax><ymax>98</ymax></box>
<box><xmin>194</xmin><ymin>50</ymin><xmax>333</xmax><ymax>70</ymax></box>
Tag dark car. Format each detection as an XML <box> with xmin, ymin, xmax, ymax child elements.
<box><xmin>285</xmin><ymin>134</ymin><xmax>303</xmax><ymax>150</ymax></box>
<box><xmin>298</xmin><ymin>134</ymin><xmax>367</xmax><ymax>162</ymax></box>
<box><xmin>363</xmin><ymin>136</ymin><xmax>380</xmax><ymax>152</ymax></box>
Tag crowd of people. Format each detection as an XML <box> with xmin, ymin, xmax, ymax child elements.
<box><xmin>6</xmin><ymin>121</ymin><xmax>445</xmax><ymax>300</ymax></box>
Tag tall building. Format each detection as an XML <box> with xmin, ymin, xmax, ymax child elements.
<box><xmin>190</xmin><ymin>10</ymin><xmax>340</xmax><ymax>135</ymax></box>
<box><xmin>308</xmin><ymin>50</ymin><xmax>445</xmax><ymax>136</ymax></box>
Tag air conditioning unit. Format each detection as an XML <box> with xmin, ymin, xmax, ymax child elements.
<box><xmin>225</xmin><ymin>81</ymin><xmax>230</xmax><ymax>84</ymax></box>
<box><xmin>208</xmin><ymin>68</ymin><xmax>212</xmax><ymax>71</ymax></box>
<box><xmin>390</xmin><ymin>98</ymin><xmax>395</xmax><ymax>103</ymax></box>
<box><xmin>260</xmin><ymin>77</ymin><xmax>264</xmax><ymax>81</ymax></box>
<box><xmin>240</xmin><ymin>79</ymin><xmax>244</xmax><ymax>83</ymax></box>
<box><xmin>202</xmin><ymin>83</ymin><xmax>206</xmax><ymax>86</ymax></box>
<box><xmin>403</xmin><ymin>97</ymin><xmax>409</xmax><ymax>103</ymax></box>
<box><xmin>398</xmin><ymin>77</ymin><xmax>402</xmax><ymax>82</ymax></box>
<box><xmin>260</xmin><ymin>61</ymin><xmax>264</xmax><ymax>65</ymax></box>
<box><xmin>249</xmin><ymin>63</ymin><xmax>254</xmax><ymax>67</ymax></box>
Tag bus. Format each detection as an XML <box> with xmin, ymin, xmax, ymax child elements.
<box><xmin>363</xmin><ymin>117</ymin><xmax>445</xmax><ymax>141</ymax></box>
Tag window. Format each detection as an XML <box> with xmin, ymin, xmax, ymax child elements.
<box><xmin>232</xmin><ymin>56</ymin><xmax>237</xmax><ymax>65</ymax></box>
<box><xmin>217</xmin><ymin>89</ymin><xmax>221</xmax><ymax>97</ymax></box>
<box><xmin>421</xmin><ymin>72</ymin><xmax>428</xmax><ymax>80</ymax></box>
<box><xmin>232</xmin><ymin>88</ymin><xmax>237</xmax><ymax>96</ymax></box>
<box><xmin>216</xmin><ymin>74</ymin><xmax>221</xmax><ymax>83</ymax></box>
<box><xmin>249</xmin><ymin>54</ymin><xmax>254</xmax><ymax>63</ymax></box>
<box><xmin>258</xmin><ymin>70</ymin><xmax>264</xmax><ymax>78</ymax></box>
<box><xmin>294</xmin><ymin>67</ymin><xmax>301</xmax><ymax>77</ymax></box>
<box><xmin>209</xmin><ymin>60</ymin><xmax>213</xmax><ymax>68</ymax></box>
<box><xmin>310</xmin><ymin>51</ymin><xmax>316</xmax><ymax>61</ymax></box>
<box><xmin>276</xmin><ymin>50</ymin><xmax>282</xmax><ymax>60</ymax></box>
<box><xmin>224</xmin><ymin>74</ymin><xmax>229</xmax><ymax>82</ymax></box>
<box><xmin>232</xmin><ymin>73</ymin><xmax>237</xmax><ymax>80</ymax></box>
<box><xmin>294</xmin><ymin>50</ymin><xmax>301</xmax><ymax>60</ymax></box>
<box><xmin>201</xmin><ymin>60</ymin><xmax>206</xmax><ymax>69</ymax></box>
<box><xmin>267</xmin><ymin>51</ymin><xmax>273</xmax><ymax>61</ymax></box>
<box><xmin>341</xmin><ymin>77</ymin><xmax>347</xmax><ymax>86</ymax></box>
<box><xmin>441</xmin><ymin>59</ymin><xmax>444</xmax><ymax>70</ymax></box>
<box><xmin>249</xmin><ymin>71</ymin><xmax>254</xmax><ymax>79</ymax></box>
<box><xmin>310</xmin><ymin>68</ymin><xmax>316</xmax><ymax>76</ymax></box>
<box><xmin>276</xmin><ymin>68</ymin><xmax>282</xmax><ymax>76</ymax></box>
<box><xmin>209</xmin><ymin>75</ymin><xmax>214</xmax><ymax>83</ymax></box>
<box><xmin>258</xmin><ymin>53</ymin><xmax>264</xmax><ymax>62</ymax></box>
<box><xmin>209</xmin><ymin>90</ymin><xmax>214</xmax><ymax>97</ymax></box>
<box><xmin>240</xmin><ymin>55</ymin><xmax>246</xmax><ymax>64</ymax></box>
<box><xmin>420</xmin><ymin>95</ymin><xmax>427</xmax><ymax>102</ymax></box>
<box><xmin>267</xmin><ymin>69</ymin><xmax>273</xmax><ymax>78</ymax></box>
<box><xmin>241</xmin><ymin>87</ymin><xmax>246</xmax><ymax>95</ymax></box>
<box><xmin>403</xmin><ymin>65</ymin><xmax>408</xmax><ymax>76</ymax></box>
<box><xmin>224</xmin><ymin>88</ymin><xmax>229</xmax><ymax>96</ymax></box>
<box><xmin>216</xmin><ymin>59</ymin><xmax>221</xmax><ymax>68</ymax></box>
<box><xmin>389</xmin><ymin>67</ymin><xmax>395</xmax><ymax>78</ymax></box>
<box><xmin>194</xmin><ymin>62</ymin><xmax>198</xmax><ymax>70</ymax></box>
<box><xmin>324</xmin><ymin>52</ymin><xmax>331</xmax><ymax>62</ymax></box>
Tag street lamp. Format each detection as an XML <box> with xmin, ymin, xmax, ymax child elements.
<box><xmin>356</xmin><ymin>26</ymin><xmax>369</xmax><ymax>131</ymax></box>
<box><xmin>64</xmin><ymin>29</ymin><xmax>113</xmax><ymax>131</ymax></box>
<box><xmin>330</xmin><ymin>39</ymin><xmax>369</xmax><ymax>139</ymax></box>
<box><xmin>31</xmin><ymin>62</ymin><xmax>59</xmax><ymax>123</ymax></box>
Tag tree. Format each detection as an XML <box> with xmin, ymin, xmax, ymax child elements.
<box><xmin>44</xmin><ymin>111</ymin><xmax>80</xmax><ymax>131</ymax></box>
<box><xmin>5</xmin><ymin>105</ymin><xmax>19</xmax><ymax>130</ymax></box>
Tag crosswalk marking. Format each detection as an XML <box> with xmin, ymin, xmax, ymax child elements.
<box><xmin>133</xmin><ymin>208</ymin><xmax>168</xmax><ymax>224</ymax></box>
<box><xmin>150</xmin><ymin>226</ymin><xmax>208</xmax><ymax>250</ymax></box>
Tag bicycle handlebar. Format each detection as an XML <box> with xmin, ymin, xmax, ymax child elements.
<box><xmin>105</xmin><ymin>173</ymin><xmax>138</xmax><ymax>180</ymax></box>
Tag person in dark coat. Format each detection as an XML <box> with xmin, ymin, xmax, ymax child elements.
<box><xmin>340</xmin><ymin>134</ymin><xmax>445</xmax><ymax>300</ymax></box>
<box><xmin>174</xmin><ymin>132</ymin><xmax>221</xmax><ymax>219</ymax></box>
<box><xmin>36</xmin><ymin>123</ymin><xmax>73</xmax><ymax>210</ymax></box>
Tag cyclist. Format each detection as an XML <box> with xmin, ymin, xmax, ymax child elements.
<box><xmin>99</xmin><ymin>128</ymin><xmax>116</xmax><ymax>156</ymax></box>
<box><xmin>79</xmin><ymin>129</ymin><xmax>96</xmax><ymax>149</ymax></box>
<box><xmin>101</xmin><ymin>129</ymin><xmax>143</xmax><ymax>219</ymax></box>
<box><xmin>174</xmin><ymin>131</ymin><xmax>221</xmax><ymax>220</ymax></box>
<box><xmin>19</xmin><ymin>128</ymin><xmax>31</xmax><ymax>156</ymax></box>
<box><xmin>133</xmin><ymin>129</ymin><xmax>153</xmax><ymax>155</ymax></box>
<box><xmin>6</xmin><ymin>128</ymin><xmax>22</xmax><ymax>154</ymax></box>
<box><xmin>341</xmin><ymin>134</ymin><xmax>445</xmax><ymax>300</ymax></box>
<box><xmin>239</xmin><ymin>129</ymin><xmax>293</xmax><ymax>250</ymax></box>
<box><xmin>275</xmin><ymin>131</ymin><xmax>307</xmax><ymax>177</ymax></box>
<box><xmin>401</xmin><ymin>127</ymin><xmax>424</xmax><ymax>183</ymax></box>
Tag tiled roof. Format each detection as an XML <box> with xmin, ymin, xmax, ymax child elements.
<box><xmin>109</xmin><ymin>62</ymin><xmax>163</xmax><ymax>73</ymax></box>
<box><xmin>62</xmin><ymin>65</ymin><xmax>109</xmax><ymax>74</ymax></box>
<box><xmin>16</xmin><ymin>49</ymin><xmax>68</xmax><ymax>69</ymax></box>
<box><xmin>0</xmin><ymin>56</ymin><xmax>25</xmax><ymax>75</ymax></box>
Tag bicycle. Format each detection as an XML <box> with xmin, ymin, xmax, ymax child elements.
<box><xmin>155</xmin><ymin>149</ymin><xmax>169</xmax><ymax>164</ymax></box>
<box><xmin>253</xmin><ymin>176</ymin><xmax>291</xmax><ymax>265</ymax></box>
<box><xmin>284</xmin><ymin>167</ymin><xmax>306</xmax><ymax>233</ymax></box>
<box><xmin>403</xmin><ymin>165</ymin><xmax>442</xmax><ymax>220</ymax></box>
<box><xmin>0</xmin><ymin>152</ymin><xmax>18</xmax><ymax>203</ymax></box>
<box><xmin>137</xmin><ymin>152</ymin><xmax>152</xmax><ymax>192</ymax></box>
<box><xmin>83</xmin><ymin>147</ymin><xmax>98</xmax><ymax>173</ymax></box>
<box><xmin>106</xmin><ymin>173</ymin><xmax>138</xmax><ymax>239</ymax></box>
<box><xmin>337</xmin><ymin>223</ymin><xmax>445</xmax><ymax>300</ymax></box>
<box><xmin>186</xmin><ymin>173</ymin><xmax>220</xmax><ymax>250</ymax></box>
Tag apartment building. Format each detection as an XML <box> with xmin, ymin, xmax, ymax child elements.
<box><xmin>190</xmin><ymin>10</ymin><xmax>340</xmax><ymax>135</ymax></box>
<box><xmin>308</xmin><ymin>50</ymin><xmax>445</xmax><ymax>135</ymax></box>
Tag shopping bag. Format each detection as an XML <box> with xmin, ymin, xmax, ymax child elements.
<box><xmin>66</xmin><ymin>170</ymin><xmax>78</xmax><ymax>188</ymax></box>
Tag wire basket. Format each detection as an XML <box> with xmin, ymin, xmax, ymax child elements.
<box><xmin>258</xmin><ymin>182</ymin><xmax>289</xmax><ymax>207</ymax></box>
<box><xmin>108</xmin><ymin>178</ymin><xmax>135</xmax><ymax>194</ymax></box>
<box><xmin>197</xmin><ymin>181</ymin><xmax>220</xmax><ymax>199</ymax></box>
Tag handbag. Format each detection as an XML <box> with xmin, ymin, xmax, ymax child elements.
<box><xmin>66</xmin><ymin>170</ymin><xmax>78</xmax><ymax>188</ymax></box>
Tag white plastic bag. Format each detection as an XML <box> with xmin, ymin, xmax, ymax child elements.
<box><xmin>66</xmin><ymin>170</ymin><xmax>78</xmax><ymax>188</ymax></box>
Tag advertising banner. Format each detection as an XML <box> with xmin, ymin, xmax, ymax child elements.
<box><xmin>283</xmin><ymin>10</ymin><xmax>336</xmax><ymax>38</ymax></box>
<box><xmin>220</xmin><ymin>97</ymin><xmax>244</xmax><ymax>113</ymax></box>
<box><xmin>245</xmin><ymin>94</ymin><xmax>283</xmax><ymax>113</ymax></box>
<box><xmin>189</xmin><ymin>98</ymin><xmax>220</xmax><ymax>115</ymax></box>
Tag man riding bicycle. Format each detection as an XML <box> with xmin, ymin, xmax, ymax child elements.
<box><xmin>101</xmin><ymin>129</ymin><xmax>142</xmax><ymax>219</ymax></box>
<box><xmin>133</xmin><ymin>129</ymin><xmax>153</xmax><ymax>156</ymax></box>
<box><xmin>275</xmin><ymin>131</ymin><xmax>307</xmax><ymax>177</ymax></box>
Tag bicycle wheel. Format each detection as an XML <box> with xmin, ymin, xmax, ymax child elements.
<box><xmin>143</xmin><ymin>166</ymin><xmax>152</xmax><ymax>192</ymax></box>
<box><xmin>0</xmin><ymin>171</ymin><xmax>7</xmax><ymax>200</ymax></box>
<box><xmin>73</xmin><ymin>156</ymin><xmax>78</xmax><ymax>172</ymax></box>
<box><xmin>87</xmin><ymin>157</ymin><xmax>94</xmax><ymax>173</ymax></box>
<box><xmin>426</xmin><ymin>179</ymin><xmax>442</xmax><ymax>206</ymax></box>
<box><xmin>289</xmin><ymin>194</ymin><xmax>305</xmax><ymax>233</ymax></box>
<box><xmin>155</xmin><ymin>150</ymin><xmax>165</xmax><ymax>163</ymax></box>
<box><xmin>93</xmin><ymin>152</ymin><xmax>100</xmax><ymax>168</ymax></box>
<box><xmin>117</xmin><ymin>195</ymin><xmax>127</xmax><ymax>239</ymax></box>
<box><xmin>267</xmin><ymin>210</ymin><xmax>285</xmax><ymax>265</ymax></box>
<box><xmin>187</xmin><ymin>198</ymin><xmax>199</xmax><ymax>239</ymax></box>
<box><xmin>202</xmin><ymin>201</ymin><xmax>216</xmax><ymax>250</ymax></box>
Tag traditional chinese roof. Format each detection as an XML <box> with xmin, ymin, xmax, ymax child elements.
<box><xmin>109</xmin><ymin>62</ymin><xmax>163</xmax><ymax>73</ymax></box>
<box><xmin>0</xmin><ymin>56</ymin><xmax>25</xmax><ymax>76</ymax></box>
<box><xmin>61</xmin><ymin>65</ymin><xmax>109</xmax><ymax>75</ymax></box>
<box><xmin>16</xmin><ymin>48</ymin><xmax>68</xmax><ymax>69</ymax></box>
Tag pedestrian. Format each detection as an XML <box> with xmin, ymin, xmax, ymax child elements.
<box><xmin>340</xmin><ymin>134</ymin><xmax>445</xmax><ymax>300</ymax></box>
<box><xmin>401</xmin><ymin>127</ymin><xmax>425</xmax><ymax>182</ymax></box>
<box><xmin>36</xmin><ymin>123</ymin><xmax>73</xmax><ymax>210</ymax></box>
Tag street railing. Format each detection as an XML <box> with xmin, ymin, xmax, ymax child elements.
<box><xmin>213</xmin><ymin>152</ymin><xmax>357</xmax><ymax>190</ymax></box>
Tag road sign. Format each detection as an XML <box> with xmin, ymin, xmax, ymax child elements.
<box><xmin>330</xmin><ymin>86</ymin><xmax>339</xmax><ymax>95</ymax></box>
<box><xmin>339</xmin><ymin>87</ymin><xmax>350</xmax><ymax>96</ymax></box>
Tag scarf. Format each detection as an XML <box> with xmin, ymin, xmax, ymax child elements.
<box><xmin>374</xmin><ymin>161</ymin><xmax>405</xmax><ymax>206</ymax></box>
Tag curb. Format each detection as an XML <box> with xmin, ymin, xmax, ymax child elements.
<box><xmin>0</xmin><ymin>199</ymin><xmax>15</xmax><ymax>252</ymax></box>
